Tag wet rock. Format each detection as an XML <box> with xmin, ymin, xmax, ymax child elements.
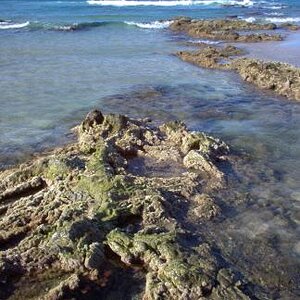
<box><xmin>0</xmin><ymin>110</ymin><xmax>254</xmax><ymax>299</ymax></box>
<box><xmin>232</xmin><ymin>58</ymin><xmax>300</xmax><ymax>101</ymax></box>
<box><xmin>193</xmin><ymin>194</ymin><xmax>221</xmax><ymax>220</ymax></box>
<box><xmin>280</xmin><ymin>22</ymin><xmax>300</xmax><ymax>31</ymax></box>
<box><xmin>178</xmin><ymin>45</ymin><xmax>243</xmax><ymax>70</ymax></box>
<box><xmin>170</xmin><ymin>18</ymin><xmax>282</xmax><ymax>42</ymax></box>
<box><xmin>81</xmin><ymin>109</ymin><xmax>104</xmax><ymax>131</ymax></box>
<box><xmin>177</xmin><ymin>44</ymin><xmax>300</xmax><ymax>101</ymax></box>
<box><xmin>106</xmin><ymin>229</ymin><xmax>216</xmax><ymax>299</ymax></box>
<box><xmin>211</xmin><ymin>269</ymin><xmax>250</xmax><ymax>300</ymax></box>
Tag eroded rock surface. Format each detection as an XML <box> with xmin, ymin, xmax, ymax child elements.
<box><xmin>170</xmin><ymin>18</ymin><xmax>284</xmax><ymax>42</ymax></box>
<box><xmin>232</xmin><ymin>58</ymin><xmax>300</xmax><ymax>100</ymax></box>
<box><xmin>178</xmin><ymin>45</ymin><xmax>243</xmax><ymax>69</ymax></box>
<box><xmin>0</xmin><ymin>111</ymin><xmax>257</xmax><ymax>299</ymax></box>
<box><xmin>178</xmin><ymin>45</ymin><xmax>300</xmax><ymax>101</ymax></box>
<box><xmin>171</xmin><ymin>17</ymin><xmax>300</xmax><ymax>101</ymax></box>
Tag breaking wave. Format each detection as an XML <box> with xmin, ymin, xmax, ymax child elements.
<box><xmin>265</xmin><ymin>17</ymin><xmax>300</xmax><ymax>23</ymax></box>
<box><xmin>87</xmin><ymin>0</ymin><xmax>254</xmax><ymax>7</ymax></box>
<box><xmin>52</xmin><ymin>21</ymin><xmax>114</xmax><ymax>31</ymax></box>
<box><xmin>125</xmin><ymin>20</ymin><xmax>173</xmax><ymax>29</ymax></box>
<box><xmin>0</xmin><ymin>21</ymin><xmax>30</xmax><ymax>30</ymax></box>
<box><xmin>0</xmin><ymin>19</ymin><xmax>177</xmax><ymax>32</ymax></box>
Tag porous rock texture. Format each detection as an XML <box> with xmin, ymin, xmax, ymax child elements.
<box><xmin>0</xmin><ymin>110</ymin><xmax>253</xmax><ymax>299</ymax></box>
<box><xmin>170</xmin><ymin>18</ymin><xmax>283</xmax><ymax>42</ymax></box>
<box><xmin>232</xmin><ymin>58</ymin><xmax>300</xmax><ymax>100</ymax></box>
<box><xmin>171</xmin><ymin>17</ymin><xmax>300</xmax><ymax>101</ymax></box>
<box><xmin>177</xmin><ymin>45</ymin><xmax>300</xmax><ymax>101</ymax></box>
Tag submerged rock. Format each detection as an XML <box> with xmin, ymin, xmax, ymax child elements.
<box><xmin>177</xmin><ymin>45</ymin><xmax>300</xmax><ymax>101</ymax></box>
<box><xmin>178</xmin><ymin>45</ymin><xmax>243</xmax><ymax>69</ymax></box>
<box><xmin>172</xmin><ymin>17</ymin><xmax>300</xmax><ymax>101</ymax></box>
<box><xmin>0</xmin><ymin>111</ymin><xmax>255</xmax><ymax>299</ymax></box>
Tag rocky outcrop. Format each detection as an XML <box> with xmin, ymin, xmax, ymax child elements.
<box><xmin>170</xmin><ymin>18</ymin><xmax>283</xmax><ymax>42</ymax></box>
<box><xmin>0</xmin><ymin>111</ymin><xmax>257</xmax><ymax>299</ymax></box>
<box><xmin>178</xmin><ymin>45</ymin><xmax>243</xmax><ymax>69</ymax></box>
<box><xmin>232</xmin><ymin>58</ymin><xmax>300</xmax><ymax>100</ymax></box>
<box><xmin>177</xmin><ymin>45</ymin><xmax>300</xmax><ymax>101</ymax></box>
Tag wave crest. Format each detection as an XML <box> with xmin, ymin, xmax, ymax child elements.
<box><xmin>0</xmin><ymin>21</ymin><xmax>30</xmax><ymax>30</ymax></box>
<box><xmin>125</xmin><ymin>20</ymin><xmax>173</xmax><ymax>29</ymax></box>
<box><xmin>87</xmin><ymin>0</ymin><xmax>254</xmax><ymax>7</ymax></box>
<box><xmin>265</xmin><ymin>17</ymin><xmax>300</xmax><ymax>23</ymax></box>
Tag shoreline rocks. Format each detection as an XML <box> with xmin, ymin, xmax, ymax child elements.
<box><xmin>171</xmin><ymin>18</ymin><xmax>300</xmax><ymax>101</ymax></box>
<box><xmin>170</xmin><ymin>18</ymin><xmax>284</xmax><ymax>42</ymax></box>
<box><xmin>177</xmin><ymin>45</ymin><xmax>300</xmax><ymax>101</ymax></box>
<box><xmin>0</xmin><ymin>111</ymin><xmax>256</xmax><ymax>299</ymax></box>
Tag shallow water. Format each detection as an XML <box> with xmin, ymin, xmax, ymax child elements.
<box><xmin>1</xmin><ymin>0</ymin><xmax>300</xmax><ymax>297</ymax></box>
<box><xmin>238</xmin><ymin>30</ymin><xmax>300</xmax><ymax>66</ymax></box>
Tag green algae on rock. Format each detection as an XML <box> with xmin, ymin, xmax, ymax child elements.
<box><xmin>0</xmin><ymin>110</ymin><xmax>255</xmax><ymax>299</ymax></box>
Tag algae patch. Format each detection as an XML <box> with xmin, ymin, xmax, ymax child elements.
<box><xmin>0</xmin><ymin>110</ymin><xmax>252</xmax><ymax>299</ymax></box>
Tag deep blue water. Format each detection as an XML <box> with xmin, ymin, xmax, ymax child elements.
<box><xmin>0</xmin><ymin>0</ymin><xmax>300</xmax><ymax>296</ymax></box>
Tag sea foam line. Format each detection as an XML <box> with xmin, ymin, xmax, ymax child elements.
<box><xmin>125</xmin><ymin>20</ymin><xmax>173</xmax><ymax>29</ymax></box>
<box><xmin>263</xmin><ymin>12</ymin><xmax>284</xmax><ymax>16</ymax></box>
<box><xmin>265</xmin><ymin>17</ymin><xmax>300</xmax><ymax>23</ymax></box>
<box><xmin>188</xmin><ymin>39</ymin><xmax>221</xmax><ymax>44</ymax></box>
<box><xmin>0</xmin><ymin>21</ymin><xmax>30</xmax><ymax>29</ymax></box>
<box><xmin>87</xmin><ymin>0</ymin><xmax>254</xmax><ymax>7</ymax></box>
<box><xmin>240</xmin><ymin>16</ymin><xmax>256</xmax><ymax>23</ymax></box>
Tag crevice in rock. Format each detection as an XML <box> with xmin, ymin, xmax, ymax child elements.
<box><xmin>0</xmin><ymin>177</ymin><xmax>47</xmax><ymax>206</ymax></box>
<box><xmin>0</xmin><ymin>228</ymin><xmax>29</xmax><ymax>251</ymax></box>
<box><xmin>116</xmin><ymin>213</ymin><xmax>142</xmax><ymax>233</ymax></box>
<box><xmin>0</xmin><ymin>205</ymin><xmax>8</xmax><ymax>217</ymax></box>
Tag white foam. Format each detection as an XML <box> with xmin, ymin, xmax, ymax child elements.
<box><xmin>264</xmin><ymin>12</ymin><xmax>284</xmax><ymax>16</ymax></box>
<box><xmin>265</xmin><ymin>17</ymin><xmax>300</xmax><ymax>23</ymax></box>
<box><xmin>54</xmin><ymin>25</ymin><xmax>75</xmax><ymax>31</ymax></box>
<box><xmin>87</xmin><ymin>0</ymin><xmax>254</xmax><ymax>7</ymax></box>
<box><xmin>188</xmin><ymin>39</ymin><xmax>221</xmax><ymax>44</ymax></box>
<box><xmin>241</xmin><ymin>17</ymin><xmax>256</xmax><ymax>22</ymax></box>
<box><xmin>267</xmin><ymin>5</ymin><xmax>284</xmax><ymax>10</ymax></box>
<box><xmin>226</xmin><ymin>0</ymin><xmax>254</xmax><ymax>6</ymax></box>
<box><xmin>125</xmin><ymin>20</ymin><xmax>173</xmax><ymax>29</ymax></box>
<box><xmin>0</xmin><ymin>21</ymin><xmax>30</xmax><ymax>29</ymax></box>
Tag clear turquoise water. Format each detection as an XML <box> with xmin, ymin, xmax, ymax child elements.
<box><xmin>0</xmin><ymin>0</ymin><xmax>300</xmax><ymax>166</ymax></box>
<box><xmin>1</xmin><ymin>0</ymin><xmax>300</xmax><ymax>297</ymax></box>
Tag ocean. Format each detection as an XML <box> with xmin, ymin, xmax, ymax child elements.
<box><xmin>0</xmin><ymin>0</ymin><xmax>300</xmax><ymax>166</ymax></box>
<box><xmin>1</xmin><ymin>0</ymin><xmax>300</xmax><ymax>297</ymax></box>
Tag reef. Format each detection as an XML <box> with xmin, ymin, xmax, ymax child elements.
<box><xmin>177</xmin><ymin>45</ymin><xmax>300</xmax><ymax>101</ymax></box>
<box><xmin>170</xmin><ymin>17</ymin><xmax>300</xmax><ymax>101</ymax></box>
<box><xmin>170</xmin><ymin>18</ymin><xmax>284</xmax><ymax>42</ymax></box>
<box><xmin>0</xmin><ymin>110</ymin><xmax>258</xmax><ymax>299</ymax></box>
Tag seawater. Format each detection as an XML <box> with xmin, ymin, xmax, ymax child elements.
<box><xmin>0</xmin><ymin>0</ymin><xmax>300</xmax><ymax>297</ymax></box>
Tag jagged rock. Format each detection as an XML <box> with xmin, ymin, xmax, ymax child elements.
<box><xmin>232</xmin><ymin>58</ymin><xmax>300</xmax><ymax>101</ymax></box>
<box><xmin>170</xmin><ymin>18</ymin><xmax>283</xmax><ymax>42</ymax></box>
<box><xmin>42</xmin><ymin>274</ymin><xmax>80</xmax><ymax>300</ymax></box>
<box><xmin>0</xmin><ymin>111</ymin><xmax>253</xmax><ymax>299</ymax></box>
<box><xmin>178</xmin><ymin>45</ymin><xmax>243</xmax><ymax>70</ymax></box>
<box><xmin>193</xmin><ymin>194</ymin><xmax>221</xmax><ymax>220</ymax></box>
<box><xmin>84</xmin><ymin>242</ymin><xmax>104</xmax><ymax>270</ymax></box>
<box><xmin>81</xmin><ymin>109</ymin><xmax>104</xmax><ymax>131</ymax></box>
